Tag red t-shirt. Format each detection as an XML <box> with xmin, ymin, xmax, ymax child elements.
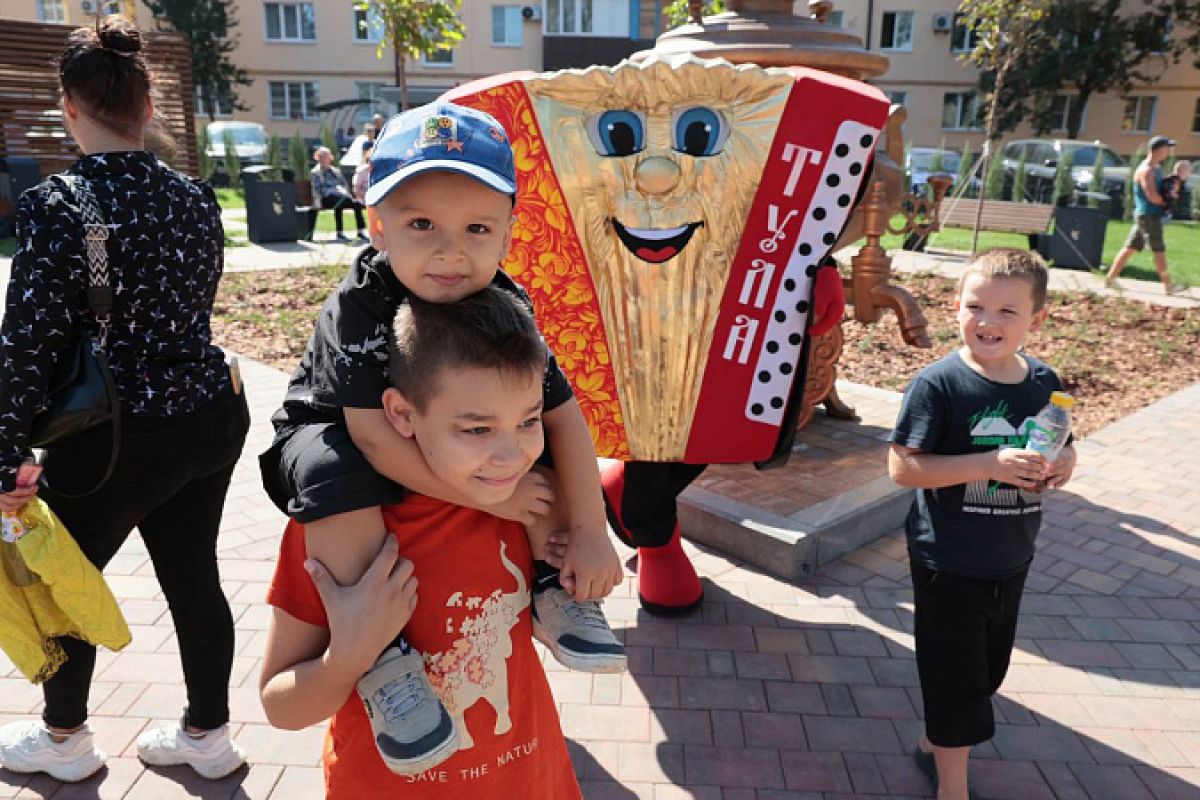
<box><xmin>266</xmin><ymin>495</ymin><xmax>581</xmax><ymax>800</ymax></box>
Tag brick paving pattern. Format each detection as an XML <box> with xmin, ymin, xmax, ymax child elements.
<box><xmin>0</xmin><ymin>245</ymin><xmax>1197</xmax><ymax>796</ymax></box>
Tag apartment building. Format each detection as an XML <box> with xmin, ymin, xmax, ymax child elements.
<box><xmin>8</xmin><ymin>0</ymin><xmax>1197</xmax><ymax>157</ymax></box>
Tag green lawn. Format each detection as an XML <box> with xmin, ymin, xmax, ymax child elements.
<box><xmin>873</xmin><ymin>218</ymin><xmax>1200</xmax><ymax>287</ymax></box>
<box><xmin>213</xmin><ymin>187</ymin><xmax>245</xmax><ymax>210</ymax></box>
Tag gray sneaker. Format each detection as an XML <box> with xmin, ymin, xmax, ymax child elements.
<box><xmin>533</xmin><ymin>587</ymin><xmax>627</xmax><ymax>673</ymax></box>
<box><xmin>356</xmin><ymin>647</ymin><xmax>458</xmax><ymax>775</ymax></box>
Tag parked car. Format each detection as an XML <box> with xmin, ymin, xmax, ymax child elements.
<box><xmin>205</xmin><ymin>121</ymin><xmax>268</xmax><ymax>168</ymax></box>
<box><xmin>905</xmin><ymin>147</ymin><xmax>980</xmax><ymax>198</ymax></box>
<box><xmin>999</xmin><ymin>138</ymin><xmax>1130</xmax><ymax>209</ymax></box>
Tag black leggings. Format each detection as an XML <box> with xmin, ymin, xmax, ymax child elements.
<box><xmin>37</xmin><ymin>386</ymin><xmax>250</xmax><ymax>731</ymax></box>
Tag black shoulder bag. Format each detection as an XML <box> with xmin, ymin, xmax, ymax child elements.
<box><xmin>28</xmin><ymin>174</ymin><xmax>122</xmax><ymax>497</ymax></box>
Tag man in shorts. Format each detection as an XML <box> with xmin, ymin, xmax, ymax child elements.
<box><xmin>1105</xmin><ymin>135</ymin><xmax>1186</xmax><ymax>294</ymax></box>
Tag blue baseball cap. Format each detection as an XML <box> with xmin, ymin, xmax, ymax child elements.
<box><xmin>365</xmin><ymin>102</ymin><xmax>516</xmax><ymax>206</ymax></box>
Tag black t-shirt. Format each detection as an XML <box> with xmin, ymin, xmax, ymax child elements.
<box><xmin>888</xmin><ymin>351</ymin><xmax>1066</xmax><ymax>579</ymax></box>
<box><xmin>271</xmin><ymin>247</ymin><xmax>574</xmax><ymax>430</ymax></box>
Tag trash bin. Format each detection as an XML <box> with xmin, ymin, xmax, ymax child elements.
<box><xmin>242</xmin><ymin>164</ymin><xmax>298</xmax><ymax>244</ymax></box>
<box><xmin>1036</xmin><ymin>191</ymin><xmax>1110</xmax><ymax>271</ymax></box>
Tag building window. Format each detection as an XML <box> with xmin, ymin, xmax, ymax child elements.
<box><xmin>195</xmin><ymin>84</ymin><xmax>234</xmax><ymax>117</ymax></box>
<box><xmin>353</xmin><ymin>4</ymin><xmax>383</xmax><ymax>42</ymax></box>
<box><xmin>887</xmin><ymin>90</ymin><xmax>908</xmax><ymax>106</ymax></box>
<box><xmin>1122</xmin><ymin>96</ymin><xmax>1156</xmax><ymax>133</ymax></box>
<box><xmin>828</xmin><ymin>10</ymin><xmax>844</xmax><ymax>28</ymax></box>
<box><xmin>1192</xmin><ymin>98</ymin><xmax>1200</xmax><ymax>134</ymax></box>
<box><xmin>421</xmin><ymin>46</ymin><xmax>455</xmax><ymax>67</ymax></box>
<box><xmin>1045</xmin><ymin>95</ymin><xmax>1075</xmax><ymax>133</ymax></box>
<box><xmin>269</xmin><ymin>81</ymin><xmax>319</xmax><ymax>119</ymax></box>
<box><xmin>355</xmin><ymin>82</ymin><xmax>387</xmax><ymax>123</ymax></box>
<box><xmin>545</xmin><ymin>0</ymin><xmax>628</xmax><ymax>36</ymax></box>
<box><xmin>37</xmin><ymin>0</ymin><xmax>66</xmax><ymax>23</ymax></box>
<box><xmin>493</xmin><ymin>5</ymin><xmax>524</xmax><ymax>46</ymax></box>
<box><xmin>942</xmin><ymin>92</ymin><xmax>980</xmax><ymax>130</ymax></box>
<box><xmin>880</xmin><ymin>11</ymin><xmax>913</xmax><ymax>51</ymax></box>
<box><xmin>265</xmin><ymin>3</ymin><xmax>316</xmax><ymax>42</ymax></box>
<box><xmin>951</xmin><ymin>13</ymin><xmax>979</xmax><ymax>52</ymax></box>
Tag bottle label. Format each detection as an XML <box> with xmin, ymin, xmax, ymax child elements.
<box><xmin>1026</xmin><ymin>424</ymin><xmax>1058</xmax><ymax>454</ymax></box>
<box><xmin>1</xmin><ymin>512</ymin><xmax>27</xmax><ymax>544</ymax></box>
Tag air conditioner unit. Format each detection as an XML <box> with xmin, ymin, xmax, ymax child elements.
<box><xmin>521</xmin><ymin>5</ymin><xmax>542</xmax><ymax>22</ymax></box>
<box><xmin>80</xmin><ymin>0</ymin><xmax>97</xmax><ymax>13</ymax></box>
<box><xmin>932</xmin><ymin>12</ymin><xmax>954</xmax><ymax>33</ymax></box>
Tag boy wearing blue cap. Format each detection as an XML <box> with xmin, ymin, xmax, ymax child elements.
<box><xmin>258</xmin><ymin>103</ymin><xmax>624</xmax><ymax>776</ymax></box>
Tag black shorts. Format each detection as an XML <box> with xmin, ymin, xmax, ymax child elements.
<box><xmin>259</xmin><ymin>421</ymin><xmax>406</xmax><ymax>523</ymax></box>
<box><xmin>910</xmin><ymin>560</ymin><xmax>1028</xmax><ymax>748</ymax></box>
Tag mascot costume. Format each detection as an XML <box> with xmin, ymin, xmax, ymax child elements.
<box><xmin>446</xmin><ymin>55</ymin><xmax>888</xmax><ymax>615</ymax></box>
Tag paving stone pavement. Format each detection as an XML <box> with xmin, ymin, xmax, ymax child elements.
<box><xmin>1</xmin><ymin>348</ymin><xmax>1197</xmax><ymax>799</ymax></box>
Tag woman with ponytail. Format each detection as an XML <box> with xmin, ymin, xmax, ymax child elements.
<box><xmin>0</xmin><ymin>16</ymin><xmax>249</xmax><ymax>783</ymax></box>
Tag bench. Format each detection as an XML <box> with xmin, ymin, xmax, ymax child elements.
<box><xmin>936</xmin><ymin>198</ymin><xmax>1056</xmax><ymax>242</ymax></box>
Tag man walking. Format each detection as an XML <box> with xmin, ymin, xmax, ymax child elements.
<box><xmin>1106</xmin><ymin>135</ymin><xmax>1186</xmax><ymax>294</ymax></box>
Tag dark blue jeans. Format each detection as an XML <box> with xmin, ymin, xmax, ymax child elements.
<box><xmin>38</xmin><ymin>385</ymin><xmax>250</xmax><ymax>731</ymax></box>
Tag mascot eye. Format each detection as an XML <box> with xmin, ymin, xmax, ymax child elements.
<box><xmin>672</xmin><ymin>107</ymin><xmax>728</xmax><ymax>157</ymax></box>
<box><xmin>587</xmin><ymin>110</ymin><xmax>645</xmax><ymax>157</ymax></box>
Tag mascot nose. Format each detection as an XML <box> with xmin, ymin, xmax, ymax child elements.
<box><xmin>635</xmin><ymin>157</ymin><xmax>681</xmax><ymax>195</ymax></box>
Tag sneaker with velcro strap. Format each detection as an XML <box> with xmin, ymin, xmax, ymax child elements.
<box><xmin>356</xmin><ymin>646</ymin><xmax>459</xmax><ymax>775</ymax></box>
<box><xmin>532</xmin><ymin>586</ymin><xmax>627</xmax><ymax>673</ymax></box>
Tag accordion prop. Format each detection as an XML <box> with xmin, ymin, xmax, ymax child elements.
<box><xmin>447</xmin><ymin>55</ymin><xmax>888</xmax><ymax>463</ymax></box>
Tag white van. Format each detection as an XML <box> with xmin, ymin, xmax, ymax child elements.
<box><xmin>205</xmin><ymin>121</ymin><xmax>268</xmax><ymax>167</ymax></box>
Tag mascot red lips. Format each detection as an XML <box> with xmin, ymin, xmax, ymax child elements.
<box><xmin>611</xmin><ymin>219</ymin><xmax>705</xmax><ymax>264</ymax></box>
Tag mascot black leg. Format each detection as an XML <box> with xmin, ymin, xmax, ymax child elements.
<box><xmin>601</xmin><ymin>460</ymin><xmax>706</xmax><ymax>617</ymax></box>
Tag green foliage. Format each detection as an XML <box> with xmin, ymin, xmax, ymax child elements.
<box><xmin>1013</xmin><ymin>152</ymin><xmax>1029</xmax><ymax>201</ymax></box>
<box><xmin>955</xmin><ymin>141</ymin><xmax>975</xmax><ymax>198</ymax></box>
<box><xmin>144</xmin><ymin>0</ymin><xmax>251</xmax><ymax>119</ymax></box>
<box><xmin>289</xmin><ymin>131</ymin><xmax>309</xmax><ymax>181</ymax></box>
<box><xmin>221</xmin><ymin>129</ymin><xmax>241</xmax><ymax>187</ymax></box>
<box><xmin>985</xmin><ymin>151</ymin><xmax>1006</xmax><ymax>200</ymax></box>
<box><xmin>1088</xmin><ymin>160</ymin><xmax>1105</xmax><ymax>208</ymax></box>
<box><xmin>663</xmin><ymin>0</ymin><xmax>726</xmax><ymax>27</ymax></box>
<box><xmin>197</xmin><ymin>130</ymin><xmax>212</xmax><ymax>181</ymax></box>
<box><xmin>265</xmin><ymin>133</ymin><xmax>284</xmax><ymax>173</ymax></box>
<box><xmin>930</xmin><ymin>148</ymin><xmax>945</xmax><ymax>173</ymax></box>
<box><xmin>320</xmin><ymin>124</ymin><xmax>341</xmax><ymax>162</ymax></box>
<box><xmin>357</xmin><ymin>0</ymin><xmax>464</xmax><ymax>105</ymax></box>
<box><xmin>1053</xmin><ymin>148</ymin><xmax>1076</xmax><ymax>204</ymax></box>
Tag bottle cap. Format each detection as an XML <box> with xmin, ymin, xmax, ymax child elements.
<box><xmin>1050</xmin><ymin>391</ymin><xmax>1074</xmax><ymax>409</ymax></box>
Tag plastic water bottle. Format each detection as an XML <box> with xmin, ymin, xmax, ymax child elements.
<box><xmin>1</xmin><ymin>462</ymin><xmax>42</xmax><ymax>587</ymax></box>
<box><xmin>1</xmin><ymin>512</ymin><xmax>38</xmax><ymax>587</ymax></box>
<box><xmin>1026</xmin><ymin>391</ymin><xmax>1074</xmax><ymax>489</ymax></box>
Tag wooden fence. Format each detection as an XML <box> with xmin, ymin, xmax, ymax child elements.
<box><xmin>0</xmin><ymin>17</ymin><xmax>197</xmax><ymax>214</ymax></box>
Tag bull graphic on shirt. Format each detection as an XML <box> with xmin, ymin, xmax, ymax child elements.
<box><xmin>424</xmin><ymin>541</ymin><xmax>528</xmax><ymax>750</ymax></box>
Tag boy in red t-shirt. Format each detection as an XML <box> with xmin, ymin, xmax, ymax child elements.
<box><xmin>259</xmin><ymin>288</ymin><xmax>582</xmax><ymax>799</ymax></box>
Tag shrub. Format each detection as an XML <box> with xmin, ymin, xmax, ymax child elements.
<box><xmin>289</xmin><ymin>131</ymin><xmax>309</xmax><ymax>181</ymax></box>
<box><xmin>985</xmin><ymin>148</ymin><xmax>1007</xmax><ymax>200</ymax></box>
<box><xmin>197</xmin><ymin>130</ymin><xmax>212</xmax><ymax>181</ymax></box>
<box><xmin>1053</xmin><ymin>148</ymin><xmax>1075</xmax><ymax>205</ymax></box>
<box><xmin>265</xmin><ymin>133</ymin><xmax>284</xmax><ymax>173</ymax></box>
<box><xmin>956</xmin><ymin>141</ymin><xmax>975</xmax><ymax>198</ymax></box>
<box><xmin>221</xmin><ymin>129</ymin><xmax>241</xmax><ymax>187</ymax></box>
<box><xmin>1013</xmin><ymin>152</ymin><xmax>1028</xmax><ymax>202</ymax></box>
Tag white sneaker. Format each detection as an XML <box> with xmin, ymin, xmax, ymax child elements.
<box><xmin>136</xmin><ymin>720</ymin><xmax>246</xmax><ymax>779</ymax></box>
<box><xmin>357</xmin><ymin>647</ymin><xmax>458</xmax><ymax>775</ymax></box>
<box><xmin>533</xmin><ymin>587</ymin><xmax>627</xmax><ymax>673</ymax></box>
<box><xmin>0</xmin><ymin>720</ymin><xmax>106</xmax><ymax>783</ymax></box>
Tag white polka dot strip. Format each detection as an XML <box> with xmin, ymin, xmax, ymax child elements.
<box><xmin>743</xmin><ymin>119</ymin><xmax>879</xmax><ymax>425</ymax></box>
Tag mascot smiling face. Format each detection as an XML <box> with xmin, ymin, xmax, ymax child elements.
<box><xmin>448</xmin><ymin>55</ymin><xmax>887</xmax><ymax>463</ymax></box>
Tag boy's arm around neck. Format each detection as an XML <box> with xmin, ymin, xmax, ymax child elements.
<box><xmin>347</xmin><ymin>406</ymin><xmax>477</xmax><ymax>506</ymax></box>
<box><xmin>543</xmin><ymin>398</ymin><xmax>623</xmax><ymax>600</ymax></box>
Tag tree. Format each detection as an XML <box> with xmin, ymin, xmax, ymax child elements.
<box><xmin>221</xmin><ymin>129</ymin><xmax>241</xmax><ymax>187</ymax></box>
<box><xmin>663</xmin><ymin>1</ymin><xmax>726</xmax><ymax>27</ymax></box>
<box><xmin>356</xmin><ymin>1</ymin><xmax>464</xmax><ymax>110</ymax></box>
<box><xmin>975</xmin><ymin>1</ymin><xmax>1180</xmax><ymax>141</ymax></box>
<box><xmin>145</xmin><ymin>0</ymin><xmax>251</xmax><ymax>121</ymax></box>
<box><xmin>265</xmin><ymin>133</ymin><xmax>284</xmax><ymax>174</ymax></box>
<box><xmin>956</xmin><ymin>0</ymin><xmax>1052</xmax><ymax>253</ymax></box>
<box><xmin>985</xmin><ymin>150</ymin><xmax>1007</xmax><ymax>200</ymax></box>
<box><xmin>1087</xmin><ymin>160</ymin><xmax>1105</xmax><ymax>208</ymax></box>
<box><xmin>1052</xmin><ymin>149</ymin><xmax>1075</xmax><ymax>205</ymax></box>
<box><xmin>955</xmin><ymin>141</ymin><xmax>975</xmax><ymax>198</ymax></box>
<box><xmin>289</xmin><ymin>131</ymin><xmax>309</xmax><ymax>184</ymax></box>
<box><xmin>321</xmin><ymin>124</ymin><xmax>342</xmax><ymax>162</ymax></box>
